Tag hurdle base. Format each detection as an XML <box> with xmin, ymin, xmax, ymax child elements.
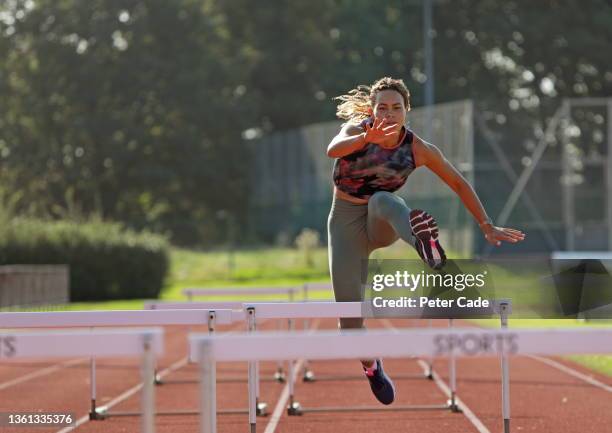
<box><xmin>89</xmin><ymin>406</ymin><xmax>108</xmax><ymax>420</ymax></box>
<box><xmin>447</xmin><ymin>399</ymin><xmax>462</xmax><ymax>413</ymax></box>
<box><xmin>274</xmin><ymin>370</ymin><xmax>286</xmax><ymax>383</ymax></box>
<box><xmin>302</xmin><ymin>370</ymin><xmax>316</xmax><ymax>382</ymax></box>
<box><xmin>287</xmin><ymin>401</ymin><xmax>303</xmax><ymax>416</ymax></box>
<box><xmin>154</xmin><ymin>373</ymin><xmax>163</xmax><ymax>385</ymax></box>
<box><xmin>153</xmin><ymin>376</ymin><xmax>285</xmax><ymax>385</ymax></box>
<box><xmin>256</xmin><ymin>402</ymin><xmax>268</xmax><ymax>417</ymax></box>
<box><xmin>296</xmin><ymin>404</ymin><xmax>452</xmax><ymax>413</ymax></box>
<box><xmin>104</xmin><ymin>408</ymin><xmax>252</xmax><ymax>417</ymax></box>
<box><xmin>302</xmin><ymin>372</ymin><xmax>430</xmax><ymax>383</ymax></box>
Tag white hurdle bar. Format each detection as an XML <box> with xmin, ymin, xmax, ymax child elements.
<box><xmin>240</xmin><ymin>301</ymin><xmax>481</xmax><ymax>426</ymax></box>
<box><xmin>183</xmin><ymin>286</ymin><xmax>300</xmax><ymax>302</ymax></box>
<box><xmin>0</xmin><ymin>309</ymin><xmax>236</xmax><ymax>327</ymax></box>
<box><xmin>145</xmin><ymin>301</ymin><xmax>245</xmax><ymax>311</ymax></box>
<box><xmin>0</xmin><ymin>328</ymin><xmax>163</xmax><ymax>433</ymax></box>
<box><xmin>0</xmin><ymin>309</ymin><xmax>235</xmax><ymax>419</ymax></box>
<box><xmin>192</xmin><ymin>326</ymin><xmax>612</xmax><ymax>433</ymax></box>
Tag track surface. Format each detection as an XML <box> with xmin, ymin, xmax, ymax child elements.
<box><xmin>1</xmin><ymin>318</ymin><xmax>611</xmax><ymax>433</ymax></box>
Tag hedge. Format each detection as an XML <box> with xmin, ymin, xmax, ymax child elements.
<box><xmin>0</xmin><ymin>218</ymin><xmax>169</xmax><ymax>301</ymax></box>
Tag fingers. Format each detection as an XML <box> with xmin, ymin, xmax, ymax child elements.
<box><xmin>485</xmin><ymin>227</ymin><xmax>526</xmax><ymax>247</ymax></box>
<box><xmin>496</xmin><ymin>232</ymin><xmax>519</xmax><ymax>243</ymax></box>
<box><xmin>500</xmin><ymin>228</ymin><xmax>525</xmax><ymax>241</ymax></box>
<box><xmin>500</xmin><ymin>227</ymin><xmax>524</xmax><ymax>236</ymax></box>
<box><xmin>490</xmin><ymin>231</ymin><xmax>524</xmax><ymax>245</ymax></box>
<box><xmin>374</xmin><ymin>117</ymin><xmax>395</xmax><ymax>130</ymax></box>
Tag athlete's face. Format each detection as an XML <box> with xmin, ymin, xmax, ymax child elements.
<box><xmin>371</xmin><ymin>90</ymin><xmax>407</xmax><ymax>131</ymax></box>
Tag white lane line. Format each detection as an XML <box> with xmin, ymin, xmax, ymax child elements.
<box><xmin>263</xmin><ymin>359</ymin><xmax>306</xmax><ymax>433</ymax></box>
<box><xmin>466</xmin><ymin>320</ymin><xmax>612</xmax><ymax>394</ymax></box>
<box><xmin>416</xmin><ymin>360</ymin><xmax>491</xmax><ymax>433</ymax></box>
<box><xmin>0</xmin><ymin>358</ymin><xmax>87</xmax><ymax>391</ymax></box>
<box><xmin>527</xmin><ymin>355</ymin><xmax>612</xmax><ymax>393</ymax></box>
<box><xmin>264</xmin><ymin>318</ymin><xmax>321</xmax><ymax>433</ymax></box>
<box><xmin>381</xmin><ymin>319</ymin><xmax>491</xmax><ymax>433</ymax></box>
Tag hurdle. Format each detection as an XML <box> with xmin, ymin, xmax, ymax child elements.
<box><xmin>183</xmin><ymin>286</ymin><xmax>301</xmax><ymax>383</ymax></box>
<box><xmin>192</xmin><ymin>324</ymin><xmax>612</xmax><ymax>433</ymax></box>
<box><xmin>183</xmin><ymin>286</ymin><xmax>300</xmax><ymax>302</ymax></box>
<box><xmin>147</xmin><ymin>299</ymin><xmax>297</xmax><ymax>385</ymax></box>
<box><xmin>239</xmin><ymin>300</ymin><xmax>493</xmax><ymax>422</ymax></box>
<box><xmin>144</xmin><ymin>300</ymin><xmax>281</xmax><ymax>394</ymax></box>
<box><xmin>143</xmin><ymin>302</ymin><xmax>250</xmax><ymax>385</ymax></box>
<box><xmin>0</xmin><ymin>309</ymin><xmax>248</xmax><ymax>419</ymax></box>
<box><xmin>145</xmin><ymin>301</ymin><xmax>245</xmax><ymax>311</ymax></box>
<box><xmin>0</xmin><ymin>328</ymin><xmax>162</xmax><ymax>433</ymax></box>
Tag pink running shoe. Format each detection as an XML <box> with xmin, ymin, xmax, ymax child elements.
<box><xmin>409</xmin><ymin>209</ymin><xmax>447</xmax><ymax>270</ymax></box>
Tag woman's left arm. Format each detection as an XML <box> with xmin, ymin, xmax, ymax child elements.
<box><xmin>413</xmin><ymin>135</ymin><xmax>525</xmax><ymax>246</ymax></box>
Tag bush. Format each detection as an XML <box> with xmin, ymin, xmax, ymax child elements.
<box><xmin>0</xmin><ymin>218</ymin><xmax>169</xmax><ymax>301</ymax></box>
<box><xmin>295</xmin><ymin>228</ymin><xmax>321</xmax><ymax>268</ymax></box>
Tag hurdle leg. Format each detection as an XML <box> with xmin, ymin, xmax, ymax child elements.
<box><xmin>286</xmin><ymin>318</ymin><xmax>302</xmax><ymax>415</ymax></box>
<box><xmin>247</xmin><ymin>307</ymin><xmax>267</xmax><ymax>423</ymax></box>
<box><xmin>447</xmin><ymin>319</ymin><xmax>460</xmax><ymax>412</ymax></box>
<box><xmin>425</xmin><ymin>319</ymin><xmax>434</xmax><ymax>379</ymax></box>
<box><xmin>301</xmin><ymin>284</ymin><xmax>315</xmax><ymax>382</ymax></box>
<box><xmin>275</xmin><ymin>289</ymin><xmax>297</xmax><ymax>383</ymax></box>
<box><xmin>141</xmin><ymin>333</ymin><xmax>156</xmax><ymax>433</ymax></box>
<box><xmin>199</xmin><ymin>341</ymin><xmax>216</xmax><ymax>433</ymax></box>
<box><xmin>273</xmin><ymin>318</ymin><xmax>286</xmax><ymax>383</ymax></box>
<box><xmin>500</xmin><ymin>302</ymin><xmax>511</xmax><ymax>433</ymax></box>
<box><xmin>88</xmin><ymin>357</ymin><xmax>104</xmax><ymax>420</ymax></box>
<box><xmin>301</xmin><ymin>319</ymin><xmax>315</xmax><ymax>382</ymax></box>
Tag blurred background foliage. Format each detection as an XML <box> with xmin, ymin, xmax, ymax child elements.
<box><xmin>0</xmin><ymin>0</ymin><xmax>610</xmax><ymax>247</ymax></box>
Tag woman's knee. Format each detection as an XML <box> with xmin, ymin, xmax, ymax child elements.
<box><xmin>368</xmin><ymin>191</ymin><xmax>402</xmax><ymax>214</ymax></box>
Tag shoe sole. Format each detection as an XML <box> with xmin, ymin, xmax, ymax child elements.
<box><xmin>409</xmin><ymin>209</ymin><xmax>447</xmax><ymax>270</ymax></box>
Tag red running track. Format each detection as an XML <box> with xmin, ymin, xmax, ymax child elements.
<box><xmin>0</xmin><ymin>318</ymin><xmax>610</xmax><ymax>433</ymax></box>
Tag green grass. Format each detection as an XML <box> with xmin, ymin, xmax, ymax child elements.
<box><xmin>164</xmin><ymin>246</ymin><xmax>330</xmax><ymax>296</ymax></box>
<box><xmin>163</xmin><ymin>242</ymin><xmax>425</xmax><ymax>299</ymax></box>
<box><xmin>471</xmin><ymin>318</ymin><xmax>612</xmax><ymax>377</ymax></box>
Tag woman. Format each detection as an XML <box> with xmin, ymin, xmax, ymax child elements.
<box><xmin>327</xmin><ymin>77</ymin><xmax>525</xmax><ymax>405</ymax></box>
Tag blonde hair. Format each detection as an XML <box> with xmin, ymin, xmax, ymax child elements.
<box><xmin>334</xmin><ymin>77</ymin><xmax>411</xmax><ymax>124</ymax></box>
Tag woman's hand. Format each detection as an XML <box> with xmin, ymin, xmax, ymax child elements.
<box><xmin>364</xmin><ymin>118</ymin><xmax>399</xmax><ymax>145</ymax></box>
<box><xmin>481</xmin><ymin>223</ymin><xmax>525</xmax><ymax>246</ymax></box>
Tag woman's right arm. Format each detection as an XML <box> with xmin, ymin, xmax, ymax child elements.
<box><xmin>326</xmin><ymin>123</ymin><xmax>367</xmax><ymax>158</ymax></box>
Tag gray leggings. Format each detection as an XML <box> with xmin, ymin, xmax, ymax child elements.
<box><xmin>327</xmin><ymin>191</ymin><xmax>416</xmax><ymax>329</ymax></box>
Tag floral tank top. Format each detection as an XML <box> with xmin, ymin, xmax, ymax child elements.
<box><xmin>332</xmin><ymin>118</ymin><xmax>417</xmax><ymax>199</ymax></box>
